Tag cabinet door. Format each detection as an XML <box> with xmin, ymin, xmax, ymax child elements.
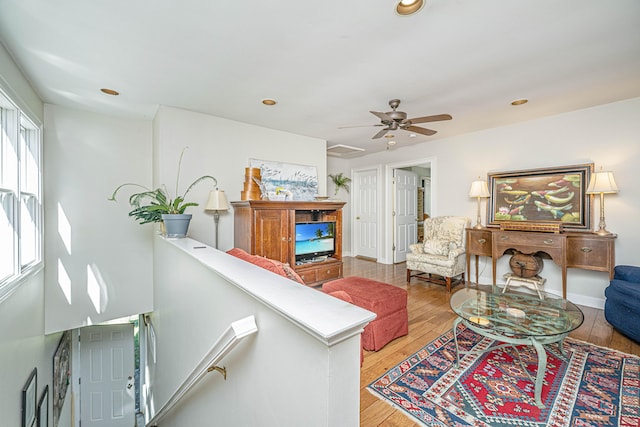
<box><xmin>254</xmin><ymin>209</ymin><xmax>290</xmax><ymax>263</ymax></box>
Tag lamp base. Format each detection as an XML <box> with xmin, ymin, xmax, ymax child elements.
<box><xmin>473</xmin><ymin>223</ymin><xmax>484</xmax><ymax>229</ymax></box>
<box><xmin>594</xmin><ymin>227</ymin><xmax>616</xmax><ymax>237</ymax></box>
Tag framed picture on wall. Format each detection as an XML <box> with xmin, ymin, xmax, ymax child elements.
<box><xmin>487</xmin><ymin>163</ymin><xmax>594</xmax><ymax>231</ymax></box>
<box><xmin>37</xmin><ymin>385</ymin><xmax>48</xmax><ymax>427</ymax></box>
<box><xmin>22</xmin><ymin>368</ymin><xmax>37</xmax><ymax>427</ymax></box>
<box><xmin>53</xmin><ymin>331</ymin><xmax>71</xmax><ymax>427</ymax></box>
<box><xmin>249</xmin><ymin>158</ymin><xmax>319</xmax><ymax>201</ymax></box>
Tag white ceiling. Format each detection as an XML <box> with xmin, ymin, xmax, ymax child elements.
<box><xmin>1</xmin><ymin>0</ymin><xmax>639</xmax><ymax>157</ymax></box>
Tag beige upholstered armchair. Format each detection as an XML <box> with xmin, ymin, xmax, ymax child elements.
<box><xmin>406</xmin><ymin>216</ymin><xmax>471</xmax><ymax>292</ymax></box>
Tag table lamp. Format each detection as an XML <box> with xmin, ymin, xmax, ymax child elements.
<box><xmin>469</xmin><ymin>178</ymin><xmax>490</xmax><ymax>229</ymax></box>
<box><xmin>205</xmin><ymin>188</ymin><xmax>230</xmax><ymax>248</ymax></box>
<box><xmin>586</xmin><ymin>168</ymin><xmax>618</xmax><ymax>236</ymax></box>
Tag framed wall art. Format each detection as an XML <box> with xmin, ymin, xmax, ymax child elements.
<box><xmin>249</xmin><ymin>159</ymin><xmax>319</xmax><ymax>201</ymax></box>
<box><xmin>487</xmin><ymin>163</ymin><xmax>594</xmax><ymax>230</ymax></box>
<box><xmin>37</xmin><ymin>385</ymin><xmax>48</xmax><ymax>427</ymax></box>
<box><xmin>53</xmin><ymin>331</ymin><xmax>71</xmax><ymax>427</ymax></box>
<box><xmin>22</xmin><ymin>367</ymin><xmax>37</xmax><ymax>427</ymax></box>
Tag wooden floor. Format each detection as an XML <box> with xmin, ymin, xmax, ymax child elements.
<box><xmin>340</xmin><ymin>256</ymin><xmax>640</xmax><ymax>427</ymax></box>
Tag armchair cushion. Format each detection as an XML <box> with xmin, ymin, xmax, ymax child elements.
<box><xmin>226</xmin><ymin>248</ymin><xmax>305</xmax><ymax>284</ymax></box>
<box><xmin>613</xmin><ymin>265</ymin><xmax>640</xmax><ymax>283</ymax></box>
<box><xmin>423</xmin><ymin>239</ymin><xmax>451</xmax><ymax>256</ymax></box>
<box><xmin>604</xmin><ymin>265</ymin><xmax>640</xmax><ymax>343</ymax></box>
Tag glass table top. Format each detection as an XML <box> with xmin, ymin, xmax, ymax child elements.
<box><xmin>450</xmin><ymin>285</ymin><xmax>584</xmax><ymax>339</ymax></box>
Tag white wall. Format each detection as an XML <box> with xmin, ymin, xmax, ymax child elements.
<box><xmin>152</xmin><ymin>106</ymin><xmax>328</xmax><ymax>250</ymax></box>
<box><xmin>148</xmin><ymin>237</ymin><xmax>371</xmax><ymax>427</ymax></box>
<box><xmin>43</xmin><ymin>105</ymin><xmax>154</xmax><ymax>333</ymax></box>
<box><xmin>330</xmin><ymin>97</ymin><xmax>640</xmax><ymax>307</ymax></box>
<box><xmin>0</xmin><ymin>43</ymin><xmax>68</xmax><ymax>427</ymax></box>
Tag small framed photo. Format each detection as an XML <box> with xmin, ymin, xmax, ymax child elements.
<box><xmin>22</xmin><ymin>367</ymin><xmax>37</xmax><ymax>427</ymax></box>
<box><xmin>37</xmin><ymin>385</ymin><xmax>49</xmax><ymax>427</ymax></box>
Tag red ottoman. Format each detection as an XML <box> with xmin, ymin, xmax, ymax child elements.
<box><xmin>323</xmin><ymin>277</ymin><xmax>408</xmax><ymax>351</ymax></box>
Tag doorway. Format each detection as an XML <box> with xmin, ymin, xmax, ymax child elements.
<box><xmin>76</xmin><ymin>316</ymin><xmax>143</xmax><ymax>427</ymax></box>
<box><xmin>353</xmin><ymin>168</ymin><xmax>380</xmax><ymax>260</ymax></box>
<box><xmin>388</xmin><ymin>158</ymin><xmax>435</xmax><ymax>264</ymax></box>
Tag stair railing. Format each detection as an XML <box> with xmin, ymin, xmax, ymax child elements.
<box><xmin>147</xmin><ymin>315</ymin><xmax>258</xmax><ymax>426</ymax></box>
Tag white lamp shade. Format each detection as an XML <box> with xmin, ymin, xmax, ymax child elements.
<box><xmin>469</xmin><ymin>180</ymin><xmax>490</xmax><ymax>198</ymax></box>
<box><xmin>205</xmin><ymin>189</ymin><xmax>230</xmax><ymax>211</ymax></box>
<box><xmin>586</xmin><ymin>171</ymin><xmax>619</xmax><ymax>194</ymax></box>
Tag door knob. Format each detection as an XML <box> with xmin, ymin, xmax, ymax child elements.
<box><xmin>356</xmin><ymin>216</ymin><xmax>360</xmax><ymax>220</ymax></box>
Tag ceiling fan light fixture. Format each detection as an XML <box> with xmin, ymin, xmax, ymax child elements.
<box><xmin>384</xmin><ymin>134</ymin><xmax>395</xmax><ymax>138</ymax></box>
<box><xmin>395</xmin><ymin>0</ymin><xmax>424</xmax><ymax>16</ymax></box>
<box><xmin>261</xmin><ymin>98</ymin><xmax>277</xmax><ymax>106</ymax></box>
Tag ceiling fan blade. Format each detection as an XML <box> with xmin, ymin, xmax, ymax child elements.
<box><xmin>372</xmin><ymin>128</ymin><xmax>389</xmax><ymax>139</ymax></box>
<box><xmin>408</xmin><ymin>114</ymin><xmax>452</xmax><ymax>124</ymax></box>
<box><xmin>404</xmin><ymin>125</ymin><xmax>437</xmax><ymax>136</ymax></box>
<box><xmin>338</xmin><ymin>123</ymin><xmax>384</xmax><ymax>129</ymax></box>
<box><xmin>370</xmin><ymin>110</ymin><xmax>394</xmax><ymax>123</ymax></box>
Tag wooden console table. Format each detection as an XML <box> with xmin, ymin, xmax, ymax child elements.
<box><xmin>465</xmin><ymin>228</ymin><xmax>616</xmax><ymax>298</ymax></box>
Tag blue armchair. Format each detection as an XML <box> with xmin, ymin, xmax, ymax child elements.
<box><xmin>604</xmin><ymin>265</ymin><xmax>640</xmax><ymax>343</ymax></box>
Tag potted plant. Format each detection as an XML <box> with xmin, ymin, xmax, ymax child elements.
<box><xmin>109</xmin><ymin>147</ymin><xmax>217</xmax><ymax>238</ymax></box>
<box><xmin>328</xmin><ymin>172</ymin><xmax>351</xmax><ymax>196</ymax></box>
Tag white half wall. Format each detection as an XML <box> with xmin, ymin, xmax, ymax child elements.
<box><xmin>147</xmin><ymin>237</ymin><xmax>373</xmax><ymax>427</ymax></box>
<box><xmin>44</xmin><ymin>105</ymin><xmax>154</xmax><ymax>333</ymax></box>
<box><xmin>331</xmin><ymin>97</ymin><xmax>640</xmax><ymax>307</ymax></box>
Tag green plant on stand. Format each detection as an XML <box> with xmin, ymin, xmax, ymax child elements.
<box><xmin>328</xmin><ymin>172</ymin><xmax>351</xmax><ymax>196</ymax></box>
<box><xmin>109</xmin><ymin>147</ymin><xmax>217</xmax><ymax>237</ymax></box>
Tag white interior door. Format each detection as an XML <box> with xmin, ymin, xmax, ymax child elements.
<box><xmin>394</xmin><ymin>169</ymin><xmax>418</xmax><ymax>263</ymax></box>
<box><xmin>80</xmin><ymin>324</ymin><xmax>135</xmax><ymax>427</ymax></box>
<box><xmin>353</xmin><ymin>169</ymin><xmax>378</xmax><ymax>259</ymax></box>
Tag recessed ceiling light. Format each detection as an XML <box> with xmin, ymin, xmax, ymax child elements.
<box><xmin>387</xmin><ymin>140</ymin><xmax>397</xmax><ymax>146</ymax></box>
<box><xmin>395</xmin><ymin>0</ymin><xmax>424</xmax><ymax>16</ymax></box>
<box><xmin>100</xmin><ymin>88</ymin><xmax>119</xmax><ymax>96</ymax></box>
<box><xmin>262</xmin><ymin>99</ymin><xmax>277</xmax><ymax>106</ymax></box>
<box><xmin>409</xmin><ymin>133</ymin><xmax>417</xmax><ymax>138</ymax></box>
<box><xmin>511</xmin><ymin>98</ymin><xmax>528</xmax><ymax>106</ymax></box>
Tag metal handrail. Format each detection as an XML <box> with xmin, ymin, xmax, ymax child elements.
<box><xmin>147</xmin><ymin>315</ymin><xmax>258</xmax><ymax>426</ymax></box>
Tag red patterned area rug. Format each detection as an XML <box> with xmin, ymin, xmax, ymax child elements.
<box><xmin>368</xmin><ymin>324</ymin><xmax>640</xmax><ymax>427</ymax></box>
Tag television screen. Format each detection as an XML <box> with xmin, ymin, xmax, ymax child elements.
<box><xmin>295</xmin><ymin>221</ymin><xmax>336</xmax><ymax>261</ymax></box>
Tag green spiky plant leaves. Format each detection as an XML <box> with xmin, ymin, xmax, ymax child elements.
<box><xmin>328</xmin><ymin>172</ymin><xmax>351</xmax><ymax>196</ymax></box>
<box><xmin>109</xmin><ymin>147</ymin><xmax>217</xmax><ymax>224</ymax></box>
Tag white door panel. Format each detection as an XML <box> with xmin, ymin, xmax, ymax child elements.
<box><xmin>80</xmin><ymin>324</ymin><xmax>135</xmax><ymax>427</ymax></box>
<box><xmin>394</xmin><ymin>169</ymin><xmax>418</xmax><ymax>263</ymax></box>
<box><xmin>354</xmin><ymin>169</ymin><xmax>377</xmax><ymax>259</ymax></box>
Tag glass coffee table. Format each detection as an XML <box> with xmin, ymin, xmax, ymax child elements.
<box><xmin>449</xmin><ymin>285</ymin><xmax>584</xmax><ymax>408</ymax></box>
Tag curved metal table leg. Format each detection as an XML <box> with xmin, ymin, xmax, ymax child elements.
<box><xmin>530</xmin><ymin>337</ymin><xmax>547</xmax><ymax>408</ymax></box>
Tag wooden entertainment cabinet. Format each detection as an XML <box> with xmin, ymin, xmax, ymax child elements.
<box><xmin>466</xmin><ymin>228</ymin><xmax>616</xmax><ymax>298</ymax></box>
<box><xmin>231</xmin><ymin>200</ymin><xmax>346</xmax><ymax>286</ymax></box>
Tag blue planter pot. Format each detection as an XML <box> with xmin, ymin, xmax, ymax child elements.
<box><xmin>162</xmin><ymin>214</ymin><xmax>192</xmax><ymax>238</ymax></box>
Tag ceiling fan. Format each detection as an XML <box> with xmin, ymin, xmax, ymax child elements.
<box><xmin>342</xmin><ymin>99</ymin><xmax>452</xmax><ymax>139</ymax></box>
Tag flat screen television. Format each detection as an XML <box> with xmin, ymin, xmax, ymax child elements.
<box><xmin>295</xmin><ymin>221</ymin><xmax>336</xmax><ymax>261</ymax></box>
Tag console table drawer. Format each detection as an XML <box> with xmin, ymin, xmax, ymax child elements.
<box><xmin>567</xmin><ymin>236</ymin><xmax>614</xmax><ymax>270</ymax></box>
<box><xmin>467</xmin><ymin>229</ymin><xmax>492</xmax><ymax>256</ymax></box>
<box><xmin>494</xmin><ymin>231</ymin><xmax>563</xmax><ymax>249</ymax></box>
